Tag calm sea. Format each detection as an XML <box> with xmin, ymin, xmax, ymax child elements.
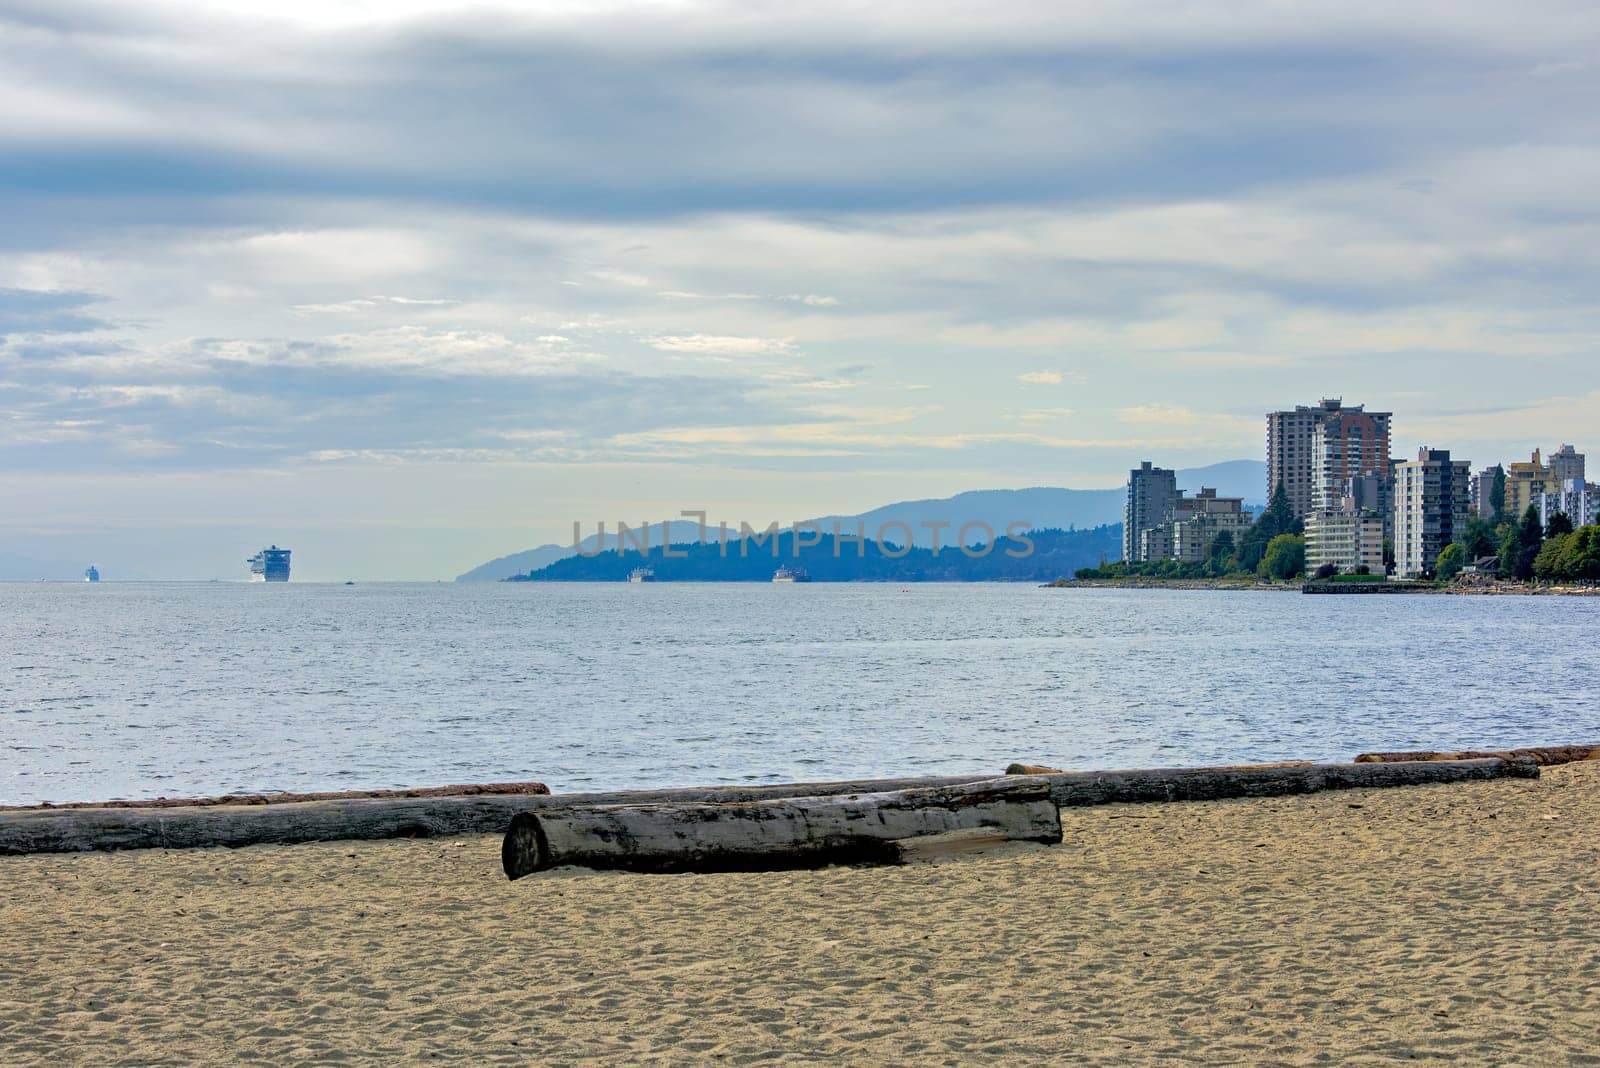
<box><xmin>3</xmin><ymin>582</ymin><xmax>1597</xmax><ymax>805</ymax></box>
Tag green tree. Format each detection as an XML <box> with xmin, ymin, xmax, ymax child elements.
<box><xmin>1498</xmin><ymin>527</ymin><xmax>1522</xmax><ymax>581</ymax></box>
<box><xmin>1489</xmin><ymin>465</ymin><xmax>1506</xmax><ymax>522</ymax></box>
<box><xmin>1260</xmin><ymin>533</ymin><xmax>1306</xmax><ymax>581</ymax></box>
<box><xmin>1208</xmin><ymin>529</ymin><xmax>1236</xmax><ymax>573</ymax></box>
<box><xmin>1239</xmin><ymin>485</ymin><xmax>1296</xmax><ymax>573</ymax></box>
<box><xmin>1534</xmin><ymin>533</ymin><xmax>1571</xmax><ymax>581</ymax></box>
<box><xmin>1258</xmin><ymin>484</ymin><xmax>1297</xmax><ymax>539</ymax></box>
<box><xmin>1502</xmin><ymin>505</ymin><xmax>1545</xmax><ymax>581</ymax></box>
<box><xmin>1565</xmin><ymin>526</ymin><xmax>1600</xmax><ymax>580</ymax></box>
<box><xmin>1546</xmin><ymin>511</ymin><xmax>1575</xmax><ymax>539</ymax></box>
<box><xmin>1519</xmin><ymin>504</ymin><xmax>1545</xmax><ymax>549</ymax></box>
<box><xmin>1460</xmin><ymin>515</ymin><xmax>1498</xmax><ymax>559</ymax></box>
<box><xmin>1435</xmin><ymin>542</ymin><xmax>1467</xmax><ymax>581</ymax></box>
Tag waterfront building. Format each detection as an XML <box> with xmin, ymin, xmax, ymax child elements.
<box><xmin>1172</xmin><ymin>488</ymin><xmax>1253</xmax><ymax>562</ymax></box>
<box><xmin>1469</xmin><ymin>465</ymin><xmax>1502</xmax><ymax>518</ymax></box>
<box><xmin>1267</xmin><ymin>399</ymin><xmax>1391</xmax><ymax>519</ymax></box>
<box><xmin>1394</xmin><ymin>448</ymin><xmax>1471</xmax><ymax>579</ymax></box>
<box><xmin>1503</xmin><ymin>449</ymin><xmax>1550</xmax><ymax>520</ymax></box>
<box><xmin>1138</xmin><ymin>523</ymin><xmax>1175</xmax><ymax>562</ymax></box>
<box><xmin>1124</xmin><ymin>461</ymin><xmax>1178</xmax><ymax>563</ymax></box>
<box><xmin>1305</xmin><ymin>509</ymin><xmax>1385</xmax><ymax>575</ymax></box>
<box><xmin>1537</xmin><ymin>479</ymin><xmax>1600</xmax><ymax>530</ymax></box>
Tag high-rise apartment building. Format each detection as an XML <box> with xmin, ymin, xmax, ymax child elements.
<box><xmin>1172</xmin><ymin>488</ymin><xmax>1253</xmax><ymax>563</ymax></box>
<box><xmin>1469</xmin><ymin>465</ymin><xmax>1502</xmax><ymax>518</ymax></box>
<box><xmin>1267</xmin><ymin>399</ymin><xmax>1391</xmax><ymax>518</ymax></box>
<box><xmin>1394</xmin><ymin>448</ymin><xmax>1471</xmax><ymax>579</ymax></box>
<box><xmin>1548</xmin><ymin>444</ymin><xmax>1586</xmax><ymax>486</ymax></box>
<box><xmin>1504</xmin><ymin>450</ymin><xmax>1550</xmax><ymax>520</ymax></box>
<box><xmin>1305</xmin><ymin>510</ymin><xmax>1385</xmax><ymax>575</ymax></box>
<box><xmin>1124</xmin><ymin>461</ymin><xmax>1178</xmax><ymax>563</ymax></box>
<box><xmin>1537</xmin><ymin>479</ymin><xmax>1600</xmax><ymax>530</ymax></box>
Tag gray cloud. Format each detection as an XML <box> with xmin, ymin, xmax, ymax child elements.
<box><xmin>4</xmin><ymin>1</ymin><xmax>1600</xmax><ymax>579</ymax></box>
<box><xmin>0</xmin><ymin>288</ymin><xmax>112</xmax><ymax>336</ymax></box>
<box><xmin>4</xmin><ymin>2</ymin><xmax>1597</xmax><ymax>223</ymax></box>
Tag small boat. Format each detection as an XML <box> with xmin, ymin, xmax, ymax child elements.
<box><xmin>772</xmin><ymin>566</ymin><xmax>811</xmax><ymax>583</ymax></box>
<box><xmin>84</xmin><ymin>565</ymin><xmax>100</xmax><ymax>583</ymax></box>
<box><xmin>627</xmin><ymin>567</ymin><xmax>657</xmax><ymax>583</ymax></box>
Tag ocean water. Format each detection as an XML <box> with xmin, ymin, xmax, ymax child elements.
<box><xmin>2</xmin><ymin>581</ymin><xmax>1597</xmax><ymax>805</ymax></box>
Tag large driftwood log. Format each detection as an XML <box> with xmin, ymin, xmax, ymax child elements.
<box><xmin>0</xmin><ymin>782</ymin><xmax>549</xmax><ymax>812</ymax></box>
<box><xmin>1</xmin><ymin>758</ymin><xmax>1538</xmax><ymax>856</ymax></box>
<box><xmin>502</xmin><ymin>779</ymin><xmax>1062</xmax><ymax>878</ymax></box>
<box><xmin>1355</xmin><ymin>745</ymin><xmax>1600</xmax><ymax>766</ymax></box>
<box><xmin>1042</xmin><ymin>757</ymin><xmax>1535</xmax><ymax>807</ymax></box>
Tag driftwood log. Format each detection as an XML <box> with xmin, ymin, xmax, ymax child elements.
<box><xmin>1355</xmin><ymin>745</ymin><xmax>1600</xmax><ymax>767</ymax></box>
<box><xmin>0</xmin><ymin>782</ymin><xmax>550</xmax><ymax>812</ymax></box>
<box><xmin>1043</xmin><ymin>758</ymin><xmax>1535</xmax><ymax>807</ymax></box>
<box><xmin>1</xmin><ymin>758</ymin><xmax>1538</xmax><ymax>856</ymax></box>
<box><xmin>1007</xmin><ymin>759</ymin><xmax>1314</xmax><ymax>776</ymax></box>
<box><xmin>502</xmin><ymin>778</ymin><xmax>1062</xmax><ymax>878</ymax></box>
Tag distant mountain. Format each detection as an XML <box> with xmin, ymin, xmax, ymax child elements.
<box><xmin>1177</xmin><ymin>459</ymin><xmax>1267</xmax><ymax>503</ymax></box>
<box><xmin>512</xmin><ymin>525</ymin><xmax>1123</xmax><ymax>583</ymax></box>
<box><xmin>453</xmin><ymin>521</ymin><xmax>707</xmax><ymax>583</ymax></box>
<box><xmin>454</xmin><ymin>459</ymin><xmax>1267</xmax><ymax>581</ymax></box>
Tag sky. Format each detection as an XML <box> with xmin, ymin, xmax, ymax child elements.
<box><xmin>3</xmin><ymin>0</ymin><xmax>1599</xmax><ymax>579</ymax></box>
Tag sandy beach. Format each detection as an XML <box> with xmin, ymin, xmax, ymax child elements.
<box><xmin>4</xmin><ymin>763</ymin><xmax>1599</xmax><ymax>1066</ymax></box>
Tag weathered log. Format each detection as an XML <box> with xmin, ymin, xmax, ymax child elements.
<box><xmin>0</xmin><ymin>775</ymin><xmax>1000</xmax><ymax>855</ymax></box>
<box><xmin>1354</xmin><ymin>745</ymin><xmax>1600</xmax><ymax>767</ymax></box>
<box><xmin>1008</xmin><ymin>759</ymin><xmax>1314</xmax><ymax>777</ymax></box>
<box><xmin>0</xmin><ymin>794</ymin><xmax>575</xmax><ymax>856</ymax></box>
<box><xmin>501</xmin><ymin>778</ymin><xmax>1063</xmax><ymax>878</ymax></box>
<box><xmin>0</xmin><ymin>781</ymin><xmax>549</xmax><ymax>812</ymax></box>
<box><xmin>1042</xmin><ymin>757</ymin><xmax>1536</xmax><ymax>807</ymax></box>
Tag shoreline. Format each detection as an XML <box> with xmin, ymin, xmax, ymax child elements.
<box><xmin>1051</xmin><ymin>578</ymin><xmax>1600</xmax><ymax>595</ymax></box>
<box><xmin>5</xmin><ymin>762</ymin><xmax>1596</xmax><ymax>1064</ymax></box>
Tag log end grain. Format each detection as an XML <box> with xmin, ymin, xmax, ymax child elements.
<box><xmin>503</xmin><ymin>812</ymin><xmax>552</xmax><ymax>881</ymax></box>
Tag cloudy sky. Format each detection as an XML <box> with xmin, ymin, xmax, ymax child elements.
<box><xmin>3</xmin><ymin>1</ymin><xmax>1599</xmax><ymax>578</ymax></box>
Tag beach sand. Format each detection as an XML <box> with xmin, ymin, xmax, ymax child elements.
<box><xmin>4</xmin><ymin>763</ymin><xmax>1599</xmax><ymax>1066</ymax></box>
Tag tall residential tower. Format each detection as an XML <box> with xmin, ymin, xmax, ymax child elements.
<box><xmin>1267</xmin><ymin>399</ymin><xmax>1392</xmax><ymax>519</ymax></box>
<box><xmin>1123</xmin><ymin>461</ymin><xmax>1177</xmax><ymax>563</ymax></box>
<box><xmin>1394</xmin><ymin>448</ymin><xmax>1471</xmax><ymax>579</ymax></box>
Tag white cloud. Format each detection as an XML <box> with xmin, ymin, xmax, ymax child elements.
<box><xmin>645</xmin><ymin>334</ymin><xmax>795</xmax><ymax>357</ymax></box>
<box><xmin>1017</xmin><ymin>370</ymin><xmax>1063</xmax><ymax>385</ymax></box>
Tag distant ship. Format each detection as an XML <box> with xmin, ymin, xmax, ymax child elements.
<box><xmin>772</xmin><ymin>566</ymin><xmax>811</xmax><ymax>583</ymax></box>
<box><xmin>627</xmin><ymin>567</ymin><xmax>656</xmax><ymax>583</ymax></box>
<box><xmin>84</xmin><ymin>565</ymin><xmax>99</xmax><ymax>583</ymax></box>
<box><xmin>247</xmin><ymin>545</ymin><xmax>292</xmax><ymax>582</ymax></box>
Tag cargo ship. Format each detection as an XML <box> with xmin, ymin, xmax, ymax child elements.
<box><xmin>772</xmin><ymin>566</ymin><xmax>811</xmax><ymax>583</ymax></box>
<box><xmin>247</xmin><ymin>545</ymin><xmax>291</xmax><ymax>582</ymax></box>
<box><xmin>84</xmin><ymin>565</ymin><xmax>99</xmax><ymax>583</ymax></box>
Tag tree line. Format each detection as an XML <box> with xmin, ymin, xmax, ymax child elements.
<box><xmin>1436</xmin><ymin>503</ymin><xmax>1600</xmax><ymax>583</ymax></box>
<box><xmin>507</xmin><ymin>524</ymin><xmax>1125</xmax><ymax>582</ymax></box>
